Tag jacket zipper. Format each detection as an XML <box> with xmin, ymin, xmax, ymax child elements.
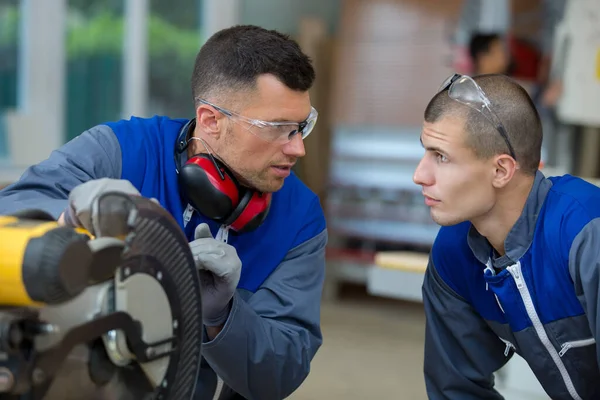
<box><xmin>559</xmin><ymin>338</ymin><xmax>596</xmax><ymax>357</ymax></box>
<box><xmin>499</xmin><ymin>337</ymin><xmax>516</xmax><ymax>357</ymax></box>
<box><xmin>507</xmin><ymin>262</ymin><xmax>583</xmax><ymax>400</ymax></box>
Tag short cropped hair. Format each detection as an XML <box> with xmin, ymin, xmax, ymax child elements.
<box><xmin>191</xmin><ymin>25</ymin><xmax>315</xmax><ymax>106</ymax></box>
<box><xmin>424</xmin><ymin>74</ymin><xmax>542</xmax><ymax>175</ymax></box>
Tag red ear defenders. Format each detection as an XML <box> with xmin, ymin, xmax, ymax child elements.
<box><xmin>175</xmin><ymin>120</ymin><xmax>271</xmax><ymax>233</ymax></box>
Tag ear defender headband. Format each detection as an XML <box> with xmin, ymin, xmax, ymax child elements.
<box><xmin>174</xmin><ymin>119</ymin><xmax>271</xmax><ymax>233</ymax></box>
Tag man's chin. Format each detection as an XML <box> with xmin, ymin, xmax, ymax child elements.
<box><xmin>261</xmin><ymin>182</ymin><xmax>285</xmax><ymax>193</ymax></box>
<box><xmin>430</xmin><ymin>211</ymin><xmax>466</xmax><ymax>227</ymax></box>
<box><xmin>252</xmin><ymin>178</ymin><xmax>286</xmax><ymax>194</ymax></box>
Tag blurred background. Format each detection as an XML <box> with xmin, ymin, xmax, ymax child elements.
<box><xmin>0</xmin><ymin>0</ymin><xmax>597</xmax><ymax>399</ymax></box>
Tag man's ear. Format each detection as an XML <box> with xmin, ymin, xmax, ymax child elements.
<box><xmin>196</xmin><ymin>105</ymin><xmax>223</xmax><ymax>138</ymax></box>
<box><xmin>492</xmin><ymin>154</ymin><xmax>518</xmax><ymax>188</ymax></box>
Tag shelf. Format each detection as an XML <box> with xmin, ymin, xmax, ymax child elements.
<box><xmin>331</xmin><ymin>125</ymin><xmax>423</xmax><ymax>162</ymax></box>
<box><xmin>328</xmin><ymin>218</ymin><xmax>439</xmax><ymax>247</ymax></box>
<box><xmin>367</xmin><ymin>265</ymin><xmax>425</xmax><ymax>303</ymax></box>
<box><xmin>326</xmin><ymin>247</ymin><xmax>375</xmax><ymax>263</ymax></box>
<box><xmin>326</xmin><ymin>203</ymin><xmax>430</xmax><ymax>223</ymax></box>
<box><xmin>329</xmin><ymin>165</ymin><xmax>424</xmax><ymax>192</ymax></box>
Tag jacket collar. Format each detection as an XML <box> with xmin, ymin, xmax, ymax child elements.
<box><xmin>467</xmin><ymin>170</ymin><xmax>553</xmax><ymax>268</ymax></box>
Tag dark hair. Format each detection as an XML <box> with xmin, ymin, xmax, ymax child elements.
<box><xmin>191</xmin><ymin>25</ymin><xmax>315</xmax><ymax>106</ymax></box>
<box><xmin>469</xmin><ymin>33</ymin><xmax>501</xmax><ymax>63</ymax></box>
<box><xmin>424</xmin><ymin>74</ymin><xmax>542</xmax><ymax>175</ymax></box>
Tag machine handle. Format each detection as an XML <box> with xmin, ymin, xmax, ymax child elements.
<box><xmin>21</xmin><ymin>227</ymin><xmax>93</xmax><ymax>305</ymax></box>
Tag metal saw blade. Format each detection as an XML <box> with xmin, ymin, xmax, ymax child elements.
<box><xmin>98</xmin><ymin>193</ymin><xmax>203</xmax><ymax>400</ymax></box>
<box><xmin>39</xmin><ymin>193</ymin><xmax>203</xmax><ymax>400</ymax></box>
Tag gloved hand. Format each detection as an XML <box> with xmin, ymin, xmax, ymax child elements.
<box><xmin>190</xmin><ymin>223</ymin><xmax>242</xmax><ymax>326</ymax></box>
<box><xmin>62</xmin><ymin>178</ymin><xmax>141</xmax><ymax>234</ymax></box>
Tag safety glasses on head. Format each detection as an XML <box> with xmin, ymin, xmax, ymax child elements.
<box><xmin>438</xmin><ymin>74</ymin><xmax>516</xmax><ymax>160</ymax></box>
<box><xmin>196</xmin><ymin>98</ymin><xmax>319</xmax><ymax>145</ymax></box>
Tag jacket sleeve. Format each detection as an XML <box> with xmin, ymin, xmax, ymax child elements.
<box><xmin>423</xmin><ymin>255</ymin><xmax>507</xmax><ymax>400</ymax></box>
<box><xmin>0</xmin><ymin>125</ymin><xmax>122</xmax><ymax>218</ymax></box>
<box><xmin>568</xmin><ymin>217</ymin><xmax>600</xmax><ymax>367</ymax></box>
<box><xmin>201</xmin><ymin>226</ymin><xmax>327</xmax><ymax>400</ymax></box>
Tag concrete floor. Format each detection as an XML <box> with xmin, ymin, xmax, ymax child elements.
<box><xmin>290</xmin><ymin>287</ymin><xmax>428</xmax><ymax>400</ymax></box>
<box><xmin>290</xmin><ymin>285</ymin><xmax>552</xmax><ymax>400</ymax></box>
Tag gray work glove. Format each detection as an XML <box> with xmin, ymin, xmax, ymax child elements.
<box><xmin>190</xmin><ymin>223</ymin><xmax>242</xmax><ymax>326</ymax></box>
<box><xmin>62</xmin><ymin>178</ymin><xmax>141</xmax><ymax>234</ymax></box>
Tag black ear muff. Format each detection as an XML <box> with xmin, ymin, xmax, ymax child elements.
<box><xmin>178</xmin><ymin>154</ymin><xmax>241</xmax><ymax>222</ymax></box>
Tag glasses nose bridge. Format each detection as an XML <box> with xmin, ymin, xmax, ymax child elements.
<box><xmin>286</xmin><ymin>124</ymin><xmax>305</xmax><ymax>142</ymax></box>
<box><xmin>298</xmin><ymin>119</ymin><xmax>308</xmax><ymax>134</ymax></box>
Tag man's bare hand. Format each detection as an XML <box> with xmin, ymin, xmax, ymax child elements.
<box><xmin>542</xmin><ymin>80</ymin><xmax>563</xmax><ymax>107</ymax></box>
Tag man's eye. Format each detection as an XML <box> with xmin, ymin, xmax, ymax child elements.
<box><xmin>436</xmin><ymin>153</ymin><xmax>448</xmax><ymax>163</ymax></box>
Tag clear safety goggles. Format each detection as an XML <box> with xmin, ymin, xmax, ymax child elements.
<box><xmin>196</xmin><ymin>98</ymin><xmax>319</xmax><ymax>145</ymax></box>
<box><xmin>438</xmin><ymin>74</ymin><xmax>516</xmax><ymax>160</ymax></box>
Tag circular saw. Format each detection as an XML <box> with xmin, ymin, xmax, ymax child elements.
<box><xmin>0</xmin><ymin>193</ymin><xmax>203</xmax><ymax>400</ymax></box>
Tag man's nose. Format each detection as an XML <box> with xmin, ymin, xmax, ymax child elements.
<box><xmin>282</xmin><ymin>133</ymin><xmax>306</xmax><ymax>158</ymax></box>
<box><xmin>413</xmin><ymin>157</ymin><xmax>433</xmax><ymax>187</ymax></box>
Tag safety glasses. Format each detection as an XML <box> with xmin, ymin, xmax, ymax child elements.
<box><xmin>438</xmin><ymin>74</ymin><xmax>516</xmax><ymax>160</ymax></box>
<box><xmin>196</xmin><ymin>98</ymin><xmax>319</xmax><ymax>145</ymax></box>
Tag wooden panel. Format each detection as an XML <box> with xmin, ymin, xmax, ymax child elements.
<box><xmin>297</xmin><ymin>18</ymin><xmax>336</xmax><ymax>201</ymax></box>
<box><xmin>511</xmin><ymin>0</ymin><xmax>542</xmax><ymax>38</ymax></box>
<box><xmin>330</xmin><ymin>0</ymin><xmax>463</xmax><ymax>126</ymax></box>
<box><xmin>374</xmin><ymin>251</ymin><xmax>428</xmax><ymax>273</ymax></box>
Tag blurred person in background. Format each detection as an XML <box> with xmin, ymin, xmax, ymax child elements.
<box><xmin>542</xmin><ymin>0</ymin><xmax>600</xmax><ymax>178</ymax></box>
<box><xmin>469</xmin><ymin>33</ymin><xmax>510</xmax><ymax>75</ymax></box>
<box><xmin>538</xmin><ymin>0</ymin><xmax>569</xmax><ymax>109</ymax></box>
<box><xmin>0</xmin><ymin>25</ymin><xmax>327</xmax><ymax>400</ymax></box>
<box><xmin>414</xmin><ymin>73</ymin><xmax>600</xmax><ymax>399</ymax></box>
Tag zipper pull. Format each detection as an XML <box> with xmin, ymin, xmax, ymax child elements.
<box><xmin>215</xmin><ymin>224</ymin><xmax>230</xmax><ymax>243</ymax></box>
<box><xmin>484</xmin><ymin>259</ymin><xmax>495</xmax><ymax>276</ymax></box>
<box><xmin>499</xmin><ymin>338</ymin><xmax>515</xmax><ymax>357</ymax></box>
<box><xmin>183</xmin><ymin>204</ymin><xmax>194</xmax><ymax>227</ymax></box>
<box><xmin>504</xmin><ymin>342</ymin><xmax>513</xmax><ymax>357</ymax></box>
<box><xmin>484</xmin><ymin>259</ymin><xmax>493</xmax><ymax>291</ymax></box>
<box><xmin>559</xmin><ymin>343</ymin><xmax>571</xmax><ymax>357</ymax></box>
<box><xmin>511</xmin><ymin>265</ymin><xmax>525</xmax><ymax>289</ymax></box>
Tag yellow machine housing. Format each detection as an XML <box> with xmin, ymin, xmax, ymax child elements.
<box><xmin>0</xmin><ymin>216</ymin><xmax>92</xmax><ymax>307</ymax></box>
